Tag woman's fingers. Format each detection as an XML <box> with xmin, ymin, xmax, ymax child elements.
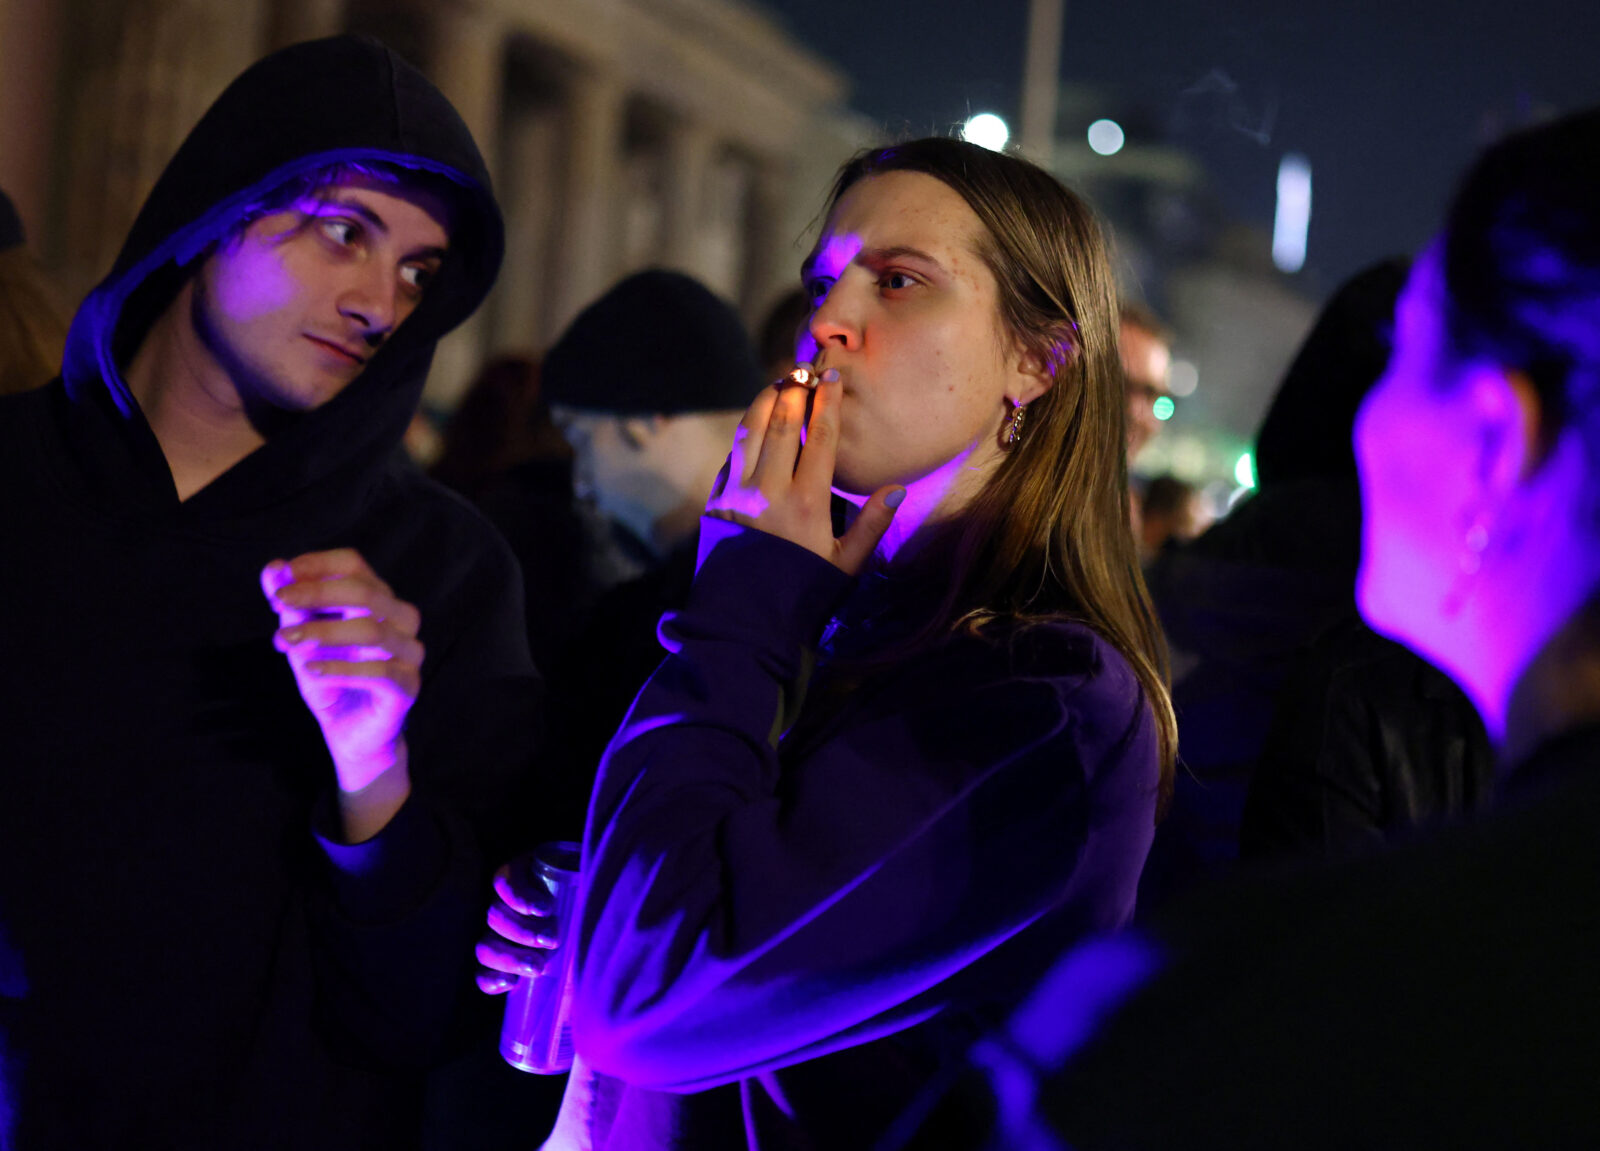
<box><xmin>835</xmin><ymin>484</ymin><xmax>906</xmax><ymax>576</ymax></box>
<box><xmin>750</xmin><ymin>378</ymin><xmax>811</xmax><ymax>487</ymax></box>
<box><xmin>793</xmin><ymin>371</ymin><xmax>842</xmax><ymax>493</ymax></box>
<box><xmin>475</xmin><ymin>934</ymin><xmax>550</xmax><ymax>979</ymax></box>
<box><xmin>730</xmin><ymin>383</ymin><xmax>782</xmax><ymax>486</ymax></box>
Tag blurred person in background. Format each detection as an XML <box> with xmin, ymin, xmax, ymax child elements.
<box><xmin>973</xmin><ymin>103</ymin><xmax>1600</xmax><ymax>1151</ymax></box>
<box><xmin>1133</xmin><ymin>259</ymin><xmax>1411</xmax><ymax>911</ymax></box>
<box><xmin>0</xmin><ymin>36</ymin><xmax>539</xmax><ymax>1149</ymax></box>
<box><xmin>757</xmin><ymin>285</ymin><xmax>813</xmax><ymax>381</ymax></box>
<box><xmin>1136</xmin><ymin>474</ymin><xmax>1208</xmax><ymax>562</ymax></box>
<box><xmin>533</xmin><ymin>269</ymin><xmax>766</xmax><ymax>846</ymax></box>
<box><xmin>0</xmin><ymin>189</ymin><xmax>69</xmax><ymax>396</ymax></box>
<box><xmin>430</xmin><ymin>355</ymin><xmax>582</xmax><ymax>676</ymax></box>
<box><xmin>480</xmin><ymin>136</ymin><xmax>1174</xmax><ymax>1151</ymax></box>
<box><xmin>1119</xmin><ymin>300</ymin><xmax>1172</xmax><ymax>464</ymax></box>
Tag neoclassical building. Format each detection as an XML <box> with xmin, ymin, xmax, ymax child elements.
<box><xmin>0</xmin><ymin>0</ymin><xmax>868</xmax><ymax>404</ymax></box>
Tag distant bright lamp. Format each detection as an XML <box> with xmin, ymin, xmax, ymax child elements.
<box><xmin>1168</xmin><ymin>359</ymin><xmax>1199</xmax><ymax>397</ymax></box>
<box><xmin>962</xmin><ymin>113</ymin><xmax>1010</xmax><ymax>152</ymax></box>
<box><xmin>1152</xmin><ymin>396</ymin><xmax>1175</xmax><ymax>422</ymax></box>
<box><xmin>1273</xmin><ymin>153</ymin><xmax>1312</xmax><ymax>273</ymax></box>
<box><xmin>1234</xmin><ymin>451</ymin><xmax>1257</xmax><ymax>490</ymax></box>
<box><xmin>1087</xmin><ymin>119</ymin><xmax>1125</xmax><ymax>156</ymax></box>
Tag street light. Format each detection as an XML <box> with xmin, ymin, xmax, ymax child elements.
<box><xmin>962</xmin><ymin>113</ymin><xmax>1010</xmax><ymax>152</ymax></box>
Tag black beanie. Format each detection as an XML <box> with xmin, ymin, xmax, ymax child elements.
<box><xmin>542</xmin><ymin>269</ymin><xmax>766</xmax><ymax>414</ymax></box>
<box><xmin>0</xmin><ymin>189</ymin><xmax>23</xmax><ymax>252</ymax></box>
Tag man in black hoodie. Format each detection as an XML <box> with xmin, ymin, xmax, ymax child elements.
<box><xmin>0</xmin><ymin>36</ymin><xmax>538</xmax><ymax>1149</ymax></box>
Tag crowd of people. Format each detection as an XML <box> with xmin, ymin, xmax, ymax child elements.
<box><xmin>0</xmin><ymin>30</ymin><xmax>1594</xmax><ymax>1151</ymax></box>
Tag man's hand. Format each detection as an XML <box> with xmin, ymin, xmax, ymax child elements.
<box><xmin>261</xmin><ymin>549</ymin><xmax>423</xmax><ymax>841</ymax></box>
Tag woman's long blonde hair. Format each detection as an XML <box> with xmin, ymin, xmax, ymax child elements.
<box><xmin>826</xmin><ymin>138</ymin><xmax>1177</xmax><ymax>803</ymax></box>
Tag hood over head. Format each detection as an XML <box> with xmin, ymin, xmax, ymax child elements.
<box><xmin>61</xmin><ymin>34</ymin><xmax>504</xmax><ymax>520</ymax></box>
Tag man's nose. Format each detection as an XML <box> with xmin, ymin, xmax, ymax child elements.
<box><xmin>339</xmin><ymin>264</ymin><xmax>399</xmax><ymax>340</ymax></box>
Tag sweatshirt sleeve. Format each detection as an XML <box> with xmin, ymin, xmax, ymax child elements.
<box><xmin>569</xmin><ymin>518</ymin><xmax>1158</xmax><ymax>1091</ymax></box>
<box><xmin>305</xmin><ymin>501</ymin><xmax>543</xmax><ymax>1068</ymax></box>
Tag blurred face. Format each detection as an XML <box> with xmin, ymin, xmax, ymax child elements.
<box><xmin>1354</xmin><ymin>246</ymin><xmax>1479</xmax><ymax>669</ymax></box>
<box><xmin>1121</xmin><ymin>320</ymin><xmax>1172</xmax><ymax>459</ymax></box>
<box><xmin>193</xmin><ymin>174</ymin><xmax>449</xmax><ymax>412</ymax></box>
<box><xmin>801</xmin><ymin>171</ymin><xmax>1045</xmax><ymax>497</ymax></box>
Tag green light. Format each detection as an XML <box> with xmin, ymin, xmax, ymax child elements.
<box><xmin>1152</xmin><ymin>396</ymin><xmax>1175</xmax><ymax>421</ymax></box>
<box><xmin>1235</xmin><ymin>451</ymin><xmax>1256</xmax><ymax>489</ymax></box>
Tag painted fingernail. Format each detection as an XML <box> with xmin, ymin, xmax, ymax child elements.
<box><xmin>281</xmin><ymin>628</ymin><xmax>304</xmax><ymax>644</ymax></box>
<box><xmin>885</xmin><ymin>488</ymin><xmax>907</xmax><ymax>509</ymax></box>
<box><xmin>821</xmin><ymin>368</ymin><xmax>840</xmax><ymax>383</ymax></box>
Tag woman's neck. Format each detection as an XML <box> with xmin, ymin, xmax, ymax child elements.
<box><xmin>841</xmin><ymin>438</ymin><xmax>998</xmax><ymax>568</ymax></box>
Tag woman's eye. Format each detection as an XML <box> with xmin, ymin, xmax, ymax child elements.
<box><xmin>806</xmin><ymin>277</ymin><xmax>834</xmax><ymax>302</ymax></box>
<box><xmin>881</xmin><ymin>272</ymin><xmax>916</xmax><ymax>291</ymax></box>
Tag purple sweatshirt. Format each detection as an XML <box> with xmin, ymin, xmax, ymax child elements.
<box><xmin>550</xmin><ymin>518</ymin><xmax>1159</xmax><ymax>1150</ymax></box>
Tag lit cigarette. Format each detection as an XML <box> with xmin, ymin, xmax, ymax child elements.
<box><xmin>786</xmin><ymin>366</ymin><xmax>815</xmax><ymax>388</ymax></box>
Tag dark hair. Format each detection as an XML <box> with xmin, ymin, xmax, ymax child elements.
<box><xmin>822</xmin><ymin>138</ymin><xmax>1176</xmax><ymax>794</ymax></box>
<box><xmin>758</xmin><ymin>287</ymin><xmax>813</xmax><ymax>371</ymax></box>
<box><xmin>1442</xmin><ymin>107</ymin><xmax>1600</xmax><ymax>446</ymax></box>
<box><xmin>1118</xmin><ymin>299</ymin><xmax>1171</xmax><ymax>345</ymax></box>
<box><xmin>231</xmin><ymin>160</ymin><xmax>457</xmax><ymax>239</ymax></box>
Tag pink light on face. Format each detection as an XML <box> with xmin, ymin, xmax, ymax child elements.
<box><xmin>796</xmin><ymin>233</ymin><xmax>863</xmax><ymax>364</ymax></box>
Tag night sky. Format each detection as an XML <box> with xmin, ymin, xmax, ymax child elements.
<box><xmin>758</xmin><ymin>0</ymin><xmax>1600</xmax><ymax>300</ymax></box>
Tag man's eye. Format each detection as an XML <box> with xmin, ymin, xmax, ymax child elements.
<box><xmin>400</xmin><ymin>264</ymin><xmax>434</xmax><ymax>291</ymax></box>
<box><xmin>320</xmin><ymin>219</ymin><xmax>359</xmax><ymax>246</ymax></box>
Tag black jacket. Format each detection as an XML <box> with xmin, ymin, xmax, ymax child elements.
<box><xmin>0</xmin><ymin>35</ymin><xmax>537</xmax><ymax>1150</ymax></box>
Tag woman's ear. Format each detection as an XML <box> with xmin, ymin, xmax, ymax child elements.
<box><xmin>1009</xmin><ymin>346</ymin><xmax>1055</xmax><ymax>408</ymax></box>
<box><xmin>1470</xmin><ymin>365</ymin><xmax>1545</xmax><ymax>496</ymax></box>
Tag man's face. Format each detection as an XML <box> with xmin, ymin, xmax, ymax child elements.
<box><xmin>192</xmin><ymin>174</ymin><xmax>449</xmax><ymax>413</ymax></box>
<box><xmin>1121</xmin><ymin>320</ymin><xmax>1172</xmax><ymax>460</ymax></box>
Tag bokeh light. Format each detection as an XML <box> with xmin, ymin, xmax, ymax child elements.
<box><xmin>1087</xmin><ymin>119</ymin><xmax>1125</xmax><ymax>156</ymax></box>
<box><xmin>1152</xmin><ymin>396</ymin><xmax>1175</xmax><ymax>421</ymax></box>
<box><xmin>962</xmin><ymin>113</ymin><xmax>1010</xmax><ymax>152</ymax></box>
<box><xmin>1168</xmin><ymin>359</ymin><xmax>1199</xmax><ymax>397</ymax></box>
<box><xmin>1234</xmin><ymin>451</ymin><xmax>1257</xmax><ymax>489</ymax></box>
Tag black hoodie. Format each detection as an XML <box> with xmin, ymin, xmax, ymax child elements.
<box><xmin>0</xmin><ymin>36</ymin><xmax>538</xmax><ymax>1149</ymax></box>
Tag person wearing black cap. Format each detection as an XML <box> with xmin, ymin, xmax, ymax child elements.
<box><xmin>532</xmin><ymin>269</ymin><xmax>766</xmax><ymax>838</ymax></box>
<box><xmin>0</xmin><ymin>36</ymin><xmax>538</xmax><ymax>1149</ymax></box>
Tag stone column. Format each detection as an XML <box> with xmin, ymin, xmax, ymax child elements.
<box><xmin>423</xmin><ymin>1</ymin><xmax>505</xmax><ymax>409</ymax></box>
<box><xmin>548</xmin><ymin>62</ymin><xmax>625</xmax><ymax>337</ymax></box>
<box><xmin>661</xmin><ymin>116</ymin><xmax>714</xmax><ymax>282</ymax></box>
<box><xmin>742</xmin><ymin>157</ymin><xmax>793</xmax><ymax>327</ymax></box>
<box><xmin>0</xmin><ymin>0</ymin><xmax>65</xmax><ymax>251</ymax></box>
<box><xmin>494</xmin><ymin>104</ymin><xmax>563</xmax><ymax>351</ymax></box>
<box><xmin>266</xmin><ymin>0</ymin><xmax>345</xmax><ymax>50</ymax></box>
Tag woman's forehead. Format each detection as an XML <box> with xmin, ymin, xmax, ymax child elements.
<box><xmin>810</xmin><ymin>171</ymin><xmax>986</xmax><ymax>274</ymax></box>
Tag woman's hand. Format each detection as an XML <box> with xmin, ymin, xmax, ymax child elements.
<box><xmin>475</xmin><ymin>855</ymin><xmax>560</xmax><ymax>994</ymax></box>
<box><xmin>706</xmin><ymin>363</ymin><xmax>904</xmax><ymax>577</ymax></box>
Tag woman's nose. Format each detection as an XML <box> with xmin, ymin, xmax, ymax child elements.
<box><xmin>808</xmin><ymin>283</ymin><xmax>861</xmax><ymax>352</ymax></box>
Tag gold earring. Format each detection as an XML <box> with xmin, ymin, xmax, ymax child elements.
<box><xmin>1003</xmin><ymin>401</ymin><xmax>1028</xmax><ymax>448</ymax></box>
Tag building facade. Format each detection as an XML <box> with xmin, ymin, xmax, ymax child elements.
<box><xmin>0</xmin><ymin>0</ymin><xmax>866</xmax><ymax>404</ymax></box>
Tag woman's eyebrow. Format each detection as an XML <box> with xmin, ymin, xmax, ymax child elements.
<box><xmin>861</xmin><ymin>244</ymin><xmax>944</xmax><ymax>269</ymax></box>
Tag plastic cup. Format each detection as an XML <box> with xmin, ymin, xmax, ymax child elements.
<box><xmin>498</xmin><ymin>841</ymin><xmax>582</xmax><ymax>1074</ymax></box>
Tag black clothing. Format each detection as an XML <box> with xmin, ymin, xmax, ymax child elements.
<box><xmin>1136</xmin><ymin>477</ymin><xmax>1360</xmax><ymax>909</ymax></box>
<box><xmin>1024</xmin><ymin>726</ymin><xmax>1600</xmax><ymax>1150</ymax></box>
<box><xmin>0</xmin><ymin>35</ymin><xmax>535</xmax><ymax>1150</ymax></box>
<box><xmin>1241</xmin><ymin>617</ymin><xmax>1494</xmax><ymax>858</ymax></box>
